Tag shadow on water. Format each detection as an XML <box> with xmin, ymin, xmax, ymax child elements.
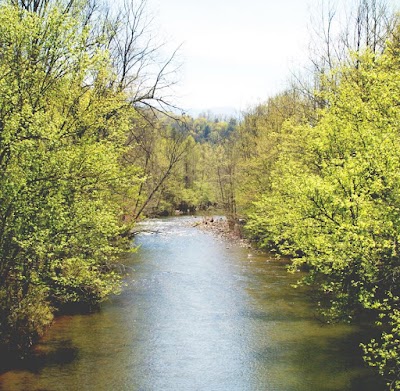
<box><xmin>0</xmin><ymin>342</ymin><xmax>79</xmax><ymax>374</ymax></box>
<box><xmin>0</xmin><ymin>340</ymin><xmax>79</xmax><ymax>391</ymax></box>
<box><xmin>288</xmin><ymin>329</ymin><xmax>384</xmax><ymax>391</ymax></box>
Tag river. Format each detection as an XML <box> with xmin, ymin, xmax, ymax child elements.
<box><xmin>0</xmin><ymin>217</ymin><xmax>384</xmax><ymax>390</ymax></box>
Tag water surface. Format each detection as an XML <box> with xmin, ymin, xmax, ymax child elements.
<box><xmin>0</xmin><ymin>217</ymin><xmax>383</xmax><ymax>390</ymax></box>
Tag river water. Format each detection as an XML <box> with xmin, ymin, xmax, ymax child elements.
<box><xmin>0</xmin><ymin>217</ymin><xmax>383</xmax><ymax>390</ymax></box>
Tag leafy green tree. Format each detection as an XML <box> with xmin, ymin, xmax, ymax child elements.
<box><xmin>0</xmin><ymin>0</ymin><xmax>140</xmax><ymax>351</ymax></box>
<box><xmin>234</xmin><ymin>91</ymin><xmax>313</xmax><ymax>214</ymax></box>
<box><xmin>247</xmin><ymin>36</ymin><xmax>400</xmax><ymax>388</ymax></box>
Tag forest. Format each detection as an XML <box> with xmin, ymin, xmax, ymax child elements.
<box><xmin>1</xmin><ymin>0</ymin><xmax>400</xmax><ymax>389</ymax></box>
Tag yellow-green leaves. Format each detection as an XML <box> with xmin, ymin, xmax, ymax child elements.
<box><xmin>244</xmin><ymin>36</ymin><xmax>400</xmax><ymax>389</ymax></box>
<box><xmin>0</xmin><ymin>0</ymin><xmax>140</xmax><ymax>351</ymax></box>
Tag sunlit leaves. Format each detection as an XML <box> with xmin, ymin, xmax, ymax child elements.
<box><xmin>0</xmin><ymin>0</ymin><xmax>140</xmax><ymax>351</ymax></box>
<box><xmin>245</xmin><ymin>40</ymin><xmax>400</xmax><ymax>387</ymax></box>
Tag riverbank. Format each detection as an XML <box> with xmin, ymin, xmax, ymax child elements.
<box><xmin>193</xmin><ymin>216</ymin><xmax>251</xmax><ymax>248</ymax></box>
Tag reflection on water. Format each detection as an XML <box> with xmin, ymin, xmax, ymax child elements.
<box><xmin>0</xmin><ymin>217</ymin><xmax>384</xmax><ymax>391</ymax></box>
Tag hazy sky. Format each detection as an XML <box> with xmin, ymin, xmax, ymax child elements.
<box><xmin>153</xmin><ymin>0</ymin><xmax>320</xmax><ymax>113</ymax></box>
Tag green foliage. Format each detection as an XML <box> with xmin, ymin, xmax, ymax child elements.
<box><xmin>362</xmin><ymin>296</ymin><xmax>400</xmax><ymax>391</ymax></box>
<box><xmin>0</xmin><ymin>282</ymin><xmax>54</xmax><ymax>352</ymax></box>
<box><xmin>2</xmin><ymin>4</ymin><xmax>400</xmax><ymax>389</ymax></box>
<box><xmin>190</xmin><ymin>115</ymin><xmax>237</xmax><ymax>144</ymax></box>
<box><xmin>0</xmin><ymin>0</ymin><xmax>140</xmax><ymax>351</ymax></box>
<box><xmin>126</xmin><ymin>113</ymin><xmax>241</xmax><ymax>217</ymax></box>
<box><xmin>114</xmin><ymin>6</ymin><xmax>400</xmax><ymax>389</ymax></box>
<box><xmin>234</xmin><ymin>91</ymin><xmax>313</xmax><ymax>214</ymax></box>
<box><xmin>245</xmin><ymin>41</ymin><xmax>400</xmax><ymax>388</ymax></box>
<box><xmin>124</xmin><ymin>114</ymin><xmax>195</xmax><ymax>218</ymax></box>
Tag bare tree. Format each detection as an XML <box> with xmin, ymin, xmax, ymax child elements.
<box><xmin>104</xmin><ymin>0</ymin><xmax>182</xmax><ymax>112</ymax></box>
<box><xmin>9</xmin><ymin>0</ymin><xmax>182</xmax><ymax>113</ymax></box>
<box><xmin>309</xmin><ymin>0</ymin><xmax>397</xmax><ymax>72</ymax></box>
<box><xmin>292</xmin><ymin>0</ymin><xmax>398</xmax><ymax>110</ymax></box>
<box><xmin>122</xmin><ymin>112</ymin><xmax>191</xmax><ymax>220</ymax></box>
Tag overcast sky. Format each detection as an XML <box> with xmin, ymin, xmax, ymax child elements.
<box><xmin>151</xmin><ymin>0</ymin><xmax>321</xmax><ymax>114</ymax></box>
<box><xmin>151</xmin><ymin>0</ymin><xmax>399</xmax><ymax>114</ymax></box>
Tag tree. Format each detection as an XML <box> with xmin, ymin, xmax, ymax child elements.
<box><xmin>246</xmin><ymin>36</ymin><xmax>400</xmax><ymax>388</ymax></box>
<box><xmin>123</xmin><ymin>113</ymin><xmax>192</xmax><ymax>219</ymax></box>
<box><xmin>0</xmin><ymin>0</ymin><xmax>175</xmax><ymax>352</ymax></box>
<box><xmin>295</xmin><ymin>0</ymin><xmax>398</xmax><ymax>110</ymax></box>
<box><xmin>234</xmin><ymin>90</ymin><xmax>313</xmax><ymax>214</ymax></box>
<box><xmin>104</xmin><ymin>0</ymin><xmax>181</xmax><ymax>111</ymax></box>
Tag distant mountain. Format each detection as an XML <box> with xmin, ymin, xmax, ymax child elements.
<box><xmin>185</xmin><ymin>106</ymin><xmax>242</xmax><ymax>119</ymax></box>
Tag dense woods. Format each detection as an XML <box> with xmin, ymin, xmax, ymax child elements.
<box><xmin>2</xmin><ymin>0</ymin><xmax>400</xmax><ymax>389</ymax></box>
